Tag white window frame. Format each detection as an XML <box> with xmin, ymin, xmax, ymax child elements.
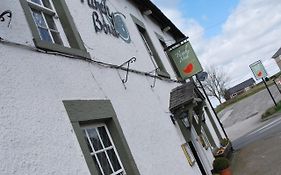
<box><xmin>82</xmin><ymin>123</ymin><xmax>126</xmax><ymax>175</ymax></box>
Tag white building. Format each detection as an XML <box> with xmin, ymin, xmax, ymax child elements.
<box><xmin>0</xmin><ymin>0</ymin><xmax>226</xmax><ymax>175</ymax></box>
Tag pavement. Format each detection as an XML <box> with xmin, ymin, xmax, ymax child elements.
<box><xmin>231</xmin><ymin>129</ymin><xmax>281</xmax><ymax>175</ymax></box>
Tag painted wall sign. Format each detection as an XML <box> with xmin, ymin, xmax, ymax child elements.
<box><xmin>0</xmin><ymin>10</ymin><xmax>12</xmax><ymax>27</ymax></box>
<box><xmin>249</xmin><ymin>60</ymin><xmax>268</xmax><ymax>80</ymax></box>
<box><xmin>166</xmin><ymin>39</ymin><xmax>203</xmax><ymax>80</ymax></box>
<box><xmin>81</xmin><ymin>0</ymin><xmax>131</xmax><ymax>43</ymax></box>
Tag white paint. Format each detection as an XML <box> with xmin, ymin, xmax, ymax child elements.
<box><xmin>0</xmin><ymin>0</ymin><xmax>220</xmax><ymax>174</ymax></box>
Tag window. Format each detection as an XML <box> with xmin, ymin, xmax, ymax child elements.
<box><xmin>63</xmin><ymin>100</ymin><xmax>140</xmax><ymax>175</ymax></box>
<box><xmin>131</xmin><ymin>15</ymin><xmax>170</xmax><ymax>78</ymax></box>
<box><xmin>29</xmin><ymin>0</ymin><xmax>63</xmax><ymax>45</ymax></box>
<box><xmin>20</xmin><ymin>0</ymin><xmax>90</xmax><ymax>58</ymax></box>
<box><xmin>83</xmin><ymin>124</ymin><xmax>126</xmax><ymax>175</ymax></box>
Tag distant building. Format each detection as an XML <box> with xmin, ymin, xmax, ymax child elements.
<box><xmin>272</xmin><ymin>47</ymin><xmax>281</xmax><ymax>70</ymax></box>
<box><xmin>225</xmin><ymin>78</ymin><xmax>256</xmax><ymax>100</ymax></box>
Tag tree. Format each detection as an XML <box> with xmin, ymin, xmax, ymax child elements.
<box><xmin>201</xmin><ymin>66</ymin><xmax>229</xmax><ymax>104</ymax></box>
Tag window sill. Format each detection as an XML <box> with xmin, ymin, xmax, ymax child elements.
<box><xmin>34</xmin><ymin>39</ymin><xmax>90</xmax><ymax>59</ymax></box>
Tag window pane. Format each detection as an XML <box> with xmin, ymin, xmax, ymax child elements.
<box><xmin>38</xmin><ymin>27</ymin><xmax>52</xmax><ymax>43</ymax></box>
<box><xmin>51</xmin><ymin>31</ymin><xmax>63</xmax><ymax>45</ymax></box>
<box><xmin>107</xmin><ymin>149</ymin><xmax>121</xmax><ymax>171</ymax></box>
<box><xmin>82</xmin><ymin>130</ymin><xmax>93</xmax><ymax>153</ymax></box>
<box><xmin>97</xmin><ymin>152</ymin><xmax>113</xmax><ymax>175</ymax></box>
<box><xmin>31</xmin><ymin>0</ymin><xmax>42</xmax><ymax>5</ymax></box>
<box><xmin>32</xmin><ymin>10</ymin><xmax>47</xmax><ymax>27</ymax></box>
<box><xmin>86</xmin><ymin>128</ymin><xmax>103</xmax><ymax>151</ymax></box>
<box><xmin>44</xmin><ymin>14</ymin><xmax>57</xmax><ymax>30</ymax></box>
<box><xmin>98</xmin><ymin>126</ymin><xmax>112</xmax><ymax>148</ymax></box>
<box><xmin>92</xmin><ymin>156</ymin><xmax>103</xmax><ymax>175</ymax></box>
<box><xmin>42</xmin><ymin>0</ymin><xmax>52</xmax><ymax>9</ymax></box>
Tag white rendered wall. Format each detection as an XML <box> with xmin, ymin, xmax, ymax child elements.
<box><xmin>0</xmin><ymin>0</ymin><xmax>215</xmax><ymax>174</ymax></box>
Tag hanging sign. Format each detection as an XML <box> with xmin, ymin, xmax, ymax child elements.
<box><xmin>249</xmin><ymin>60</ymin><xmax>268</xmax><ymax>80</ymax></box>
<box><xmin>166</xmin><ymin>39</ymin><xmax>203</xmax><ymax>80</ymax></box>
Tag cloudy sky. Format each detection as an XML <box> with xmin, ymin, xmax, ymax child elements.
<box><xmin>152</xmin><ymin>0</ymin><xmax>281</xmax><ymax>87</ymax></box>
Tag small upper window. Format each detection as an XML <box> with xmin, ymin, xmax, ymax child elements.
<box><xmin>20</xmin><ymin>0</ymin><xmax>90</xmax><ymax>58</ymax></box>
<box><xmin>28</xmin><ymin>0</ymin><xmax>63</xmax><ymax>45</ymax></box>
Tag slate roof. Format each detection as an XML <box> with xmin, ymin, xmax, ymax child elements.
<box><xmin>272</xmin><ymin>47</ymin><xmax>281</xmax><ymax>58</ymax></box>
<box><xmin>227</xmin><ymin>78</ymin><xmax>255</xmax><ymax>95</ymax></box>
<box><xmin>169</xmin><ymin>82</ymin><xmax>204</xmax><ymax>113</ymax></box>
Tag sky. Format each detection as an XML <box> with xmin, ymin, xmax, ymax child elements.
<box><xmin>151</xmin><ymin>0</ymin><xmax>281</xmax><ymax>88</ymax></box>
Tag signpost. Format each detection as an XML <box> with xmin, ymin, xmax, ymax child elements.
<box><xmin>166</xmin><ymin>38</ymin><xmax>203</xmax><ymax>80</ymax></box>
<box><xmin>250</xmin><ymin>60</ymin><xmax>277</xmax><ymax>106</ymax></box>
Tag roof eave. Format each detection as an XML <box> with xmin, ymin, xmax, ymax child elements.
<box><xmin>130</xmin><ymin>0</ymin><xmax>186</xmax><ymax>41</ymax></box>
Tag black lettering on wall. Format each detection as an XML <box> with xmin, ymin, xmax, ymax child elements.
<box><xmin>0</xmin><ymin>10</ymin><xmax>12</xmax><ymax>27</ymax></box>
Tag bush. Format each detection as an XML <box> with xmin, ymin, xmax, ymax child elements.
<box><xmin>213</xmin><ymin>157</ymin><xmax>230</xmax><ymax>172</ymax></box>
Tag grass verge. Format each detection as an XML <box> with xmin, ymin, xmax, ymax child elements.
<box><xmin>261</xmin><ymin>101</ymin><xmax>281</xmax><ymax>120</ymax></box>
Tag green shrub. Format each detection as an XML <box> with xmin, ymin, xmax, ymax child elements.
<box><xmin>213</xmin><ymin>157</ymin><xmax>230</xmax><ymax>172</ymax></box>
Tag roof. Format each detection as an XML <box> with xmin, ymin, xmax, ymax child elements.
<box><xmin>130</xmin><ymin>0</ymin><xmax>186</xmax><ymax>40</ymax></box>
<box><xmin>169</xmin><ymin>81</ymin><xmax>204</xmax><ymax>113</ymax></box>
<box><xmin>272</xmin><ymin>47</ymin><xmax>281</xmax><ymax>58</ymax></box>
<box><xmin>227</xmin><ymin>78</ymin><xmax>255</xmax><ymax>95</ymax></box>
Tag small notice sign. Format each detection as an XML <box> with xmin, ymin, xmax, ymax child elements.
<box><xmin>166</xmin><ymin>39</ymin><xmax>203</xmax><ymax>80</ymax></box>
<box><xmin>249</xmin><ymin>60</ymin><xmax>268</xmax><ymax>80</ymax></box>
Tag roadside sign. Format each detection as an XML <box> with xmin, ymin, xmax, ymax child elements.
<box><xmin>166</xmin><ymin>39</ymin><xmax>203</xmax><ymax>80</ymax></box>
<box><xmin>249</xmin><ymin>60</ymin><xmax>268</xmax><ymax>80</ymax></box>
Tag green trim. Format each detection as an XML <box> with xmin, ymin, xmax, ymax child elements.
<box><xmin>20</xmin><ymin>0</ymin><xmax>90</xmax><ymax>59</ymax></box>
<box><xmin>20</xmin><ymin>0</ymin><xmax>41</xmax><ymax>40</ymax></box>
<box><xmin>204</xmin><ymin>107</ymin><xmax>222</xmax><ymax>140</ymax></box>
<box><xmin>63</xmin><ymin>100</ymin><xmax>140</xmax><ymax>175</ymax></box>
<box><xmin>176</xmin><ymin>109</ymin><xmax>193</xmax><ymax>142</ymax></box>
<box><xmin>202</xmin><ymin>123</ymin><xmax>217</xmax><ymax>148</ymax></box>
<box><xmin>52</xmin><ymin>0</ymin><xmax>87</xmax><ymax>51</ymax></box>
<box><xmin>178</xmin><ymin>120</ymin><xmax>192</xmax><ymax>142</ymax></box>
<box><xmin>34</xmin><ymin>39</ymin><xmax>90</xmax><ymax>58</ymax></box>
<box><xmin>130</xmin><ymin>14</ymin><xmax>145</xmax><ymax>29</ymax></box>
<box><xmin>131</xmin><ymin>14</ymin><xmax>170</xmax><ymax>78</ymax></box>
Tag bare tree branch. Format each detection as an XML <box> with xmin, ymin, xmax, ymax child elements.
<box><xmin>199</xmin><ymin>66</ymin><xmax>230</xmax><ymax>104</ymax></box>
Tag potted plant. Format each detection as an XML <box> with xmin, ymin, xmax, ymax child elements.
<box><xmin>213</xmin><ymin>157</ymin><xmax>232</xmax><ymax>175</ymax></box>
<box><xmin>220</xmin><ymin>138</ymin><xmax>229</xmax><ymax>147</ymax></box>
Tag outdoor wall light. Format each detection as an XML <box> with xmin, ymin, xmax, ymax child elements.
<box><xmin>180</xmin><ymin>112</ymin><xmax>190</xmax><ymax>128</ymax></box>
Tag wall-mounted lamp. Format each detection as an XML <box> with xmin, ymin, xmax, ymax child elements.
<box><xmin>143</xmin><ymin>9</ymin><xmax>152</xmax><ymax>16</ymax></box>
<box><xmin>162</xmin><ymin>26</ymin><xmax>171</xmax><ymax>32</ymax></box>
<box><xmin>179</xmin><ymin>112</ymin><xmax>190</xmax><ymax>128</ymax></box>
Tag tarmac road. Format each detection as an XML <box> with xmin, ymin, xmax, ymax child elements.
<box><xmin>219</xmin><ymin>84</ymin><xmax>281</xmax><ymax>140</ymax></box>
<box><xmin>232</xmin><ymin>115</ymin><xmax>281</xmax><ymax>150</ymax></box>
